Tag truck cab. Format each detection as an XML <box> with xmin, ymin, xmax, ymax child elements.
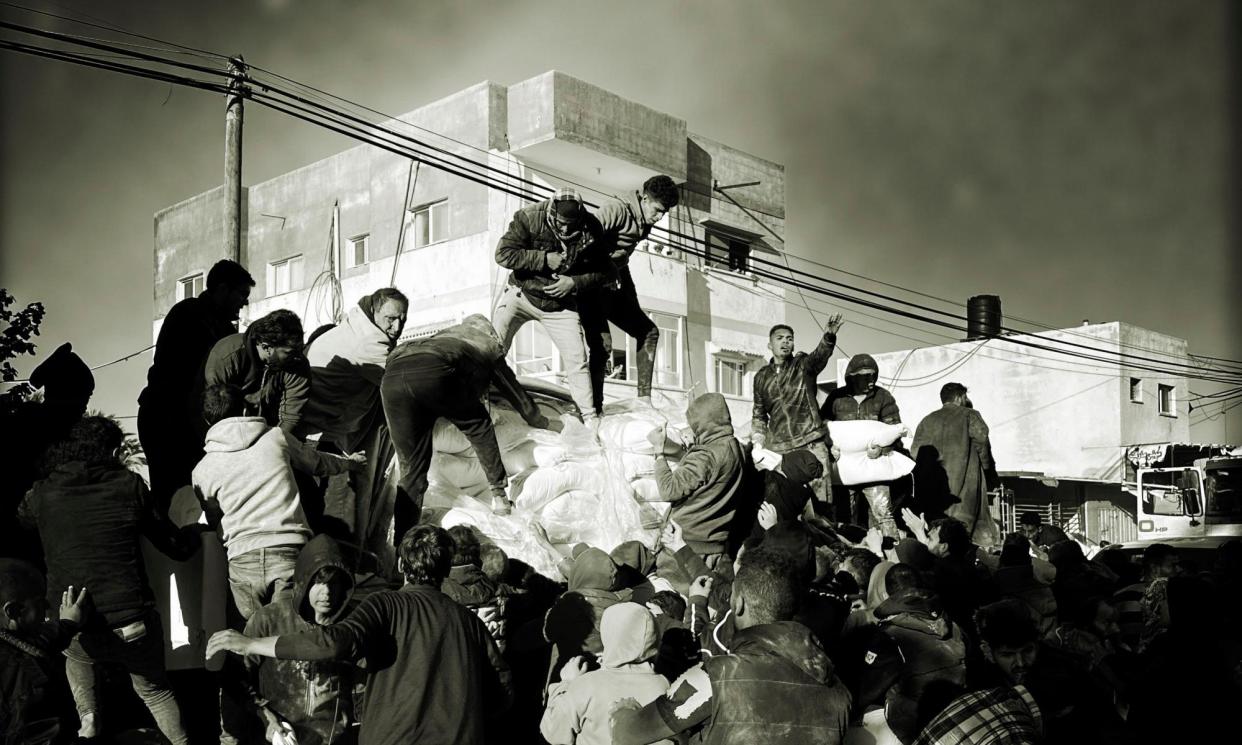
<box><xmin>1136</xmin><ymin>457</ymin><xmax>1241</xmax><ymax>540</ymax></box>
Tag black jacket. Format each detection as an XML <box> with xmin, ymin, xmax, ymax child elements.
<box><xmin>140</xmin><ymin>294</ymin><xmax>237</xmax><ymax>417</ymax></box>
<box><xmin>494</xmin><ymin>200</ymin><xmax>616</xmax><ymax>312</ymax></box>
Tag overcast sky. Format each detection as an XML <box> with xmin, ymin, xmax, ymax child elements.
<box><xmin>2</xmin><ymin>0</ymin><xmax>1238</xmax><ymax>441</ymax></box>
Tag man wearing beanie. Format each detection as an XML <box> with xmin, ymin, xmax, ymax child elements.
<box><xmin>493</xmin><ymin>188</ymin><xmax>617</xmax><ymax>426</ymax></box>
<box><xmin>541</xmin><ymin>602</ymin><xmax>670</xmax><ymax>745</ymax></box>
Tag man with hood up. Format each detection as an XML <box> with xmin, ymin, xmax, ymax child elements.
<box><xmin>611</xmin><ymin>549</ymin><xmax>852</xmax><ymax>745</ymax></box>
<box><xmin>381</xmin><ymin>314</ymin><xmax>559</xmax><ymax>523</ymax></box>
<box><xmin>823</xmin><ymin>352</ymin><xmax>903</xmax><ymax>534</ymax></box>
<box><xmin>544</xmin><ymin>548</ymin><xmax>628</xmax><ymax>687</ymax></box>
<box><xmin>649</xmin><ymin>393</ymin><xmax>744</xmax><ymax>568</ymax></box>
<box><xmin>238</xmin><ymin>535</ymin><xmax>359</xmax><ymax>745</ymax></box>
<box><xmin>541</xmin><ymin>602</ymin><xmax>672</xmax><ymax>745</ymax></box>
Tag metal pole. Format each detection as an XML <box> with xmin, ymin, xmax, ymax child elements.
<box><xmin>224</xmin><ymin>55</ymin><xmax>246</xmax><ymax>262</ymax></box>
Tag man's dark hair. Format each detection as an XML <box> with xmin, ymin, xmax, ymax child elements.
<box><xmin>642</xmin><ymin>175</ymin><xmax>681</xmax><ymax>209</ymax></box>
<box><xmin>885</xmin><ymin>563</ymin><xmax>925</xmax><ymax>596</ymax></box>
<box><xmin>842</xmin><ymin>548</ymin><xmax>881</xmax><ymax>590</ymax></box>
<box><xmin>735</xmin><ymin>548</ymin><xmax>798</xmax><ymax>624</ymax></box>
<box><xmin>40</xmin><ymin>415</ymin><xmax>124</xmax><ymax>473</ymax></box>
<box><xmin>447</xmin><ymin>524</ymin><xmax>482</xmax><ymax>567</ymax></box>
<box><xmin>1019</xmin><ymin>512</ymin><xmax>1043</xmax><ymax>527</ymax></box>
<box><xmin>1142</xmin><ymin>543</ymin><xmax>1176</xmax><ymax>576</ymax></box>
<box><xmin>0</xmin><ymin>558</ymin><xmax>45</xmax><ymax>607</ymax></box>
<box><xmin>248</xmin><ymin>309</ymin><xmax>304</xmax><ymax>349</ymax></box>
<box><xmin>371</xmin><ymin>287</ymin><xmax>409</xmax><ymax>309</ymax></box>
<box><xmin>399</xmin><ymin>525</ymin><xmax>454</xmax><ymax>586</ymax></box>
<box><xmin>930</xmin><ymin>517</ymin><xmax>972</xmax><ymax>559</ymax></box>
<box><xmin>999</xmin><ymin>533</ymin><xmax>1033</xmax><ymax>567</ymax></box>
<box><xmin>940</xmin><ymin>382</ymin><xmax>968</xmax><ymax>403</ymax></box>
<box><xmin>1069</xmin><ymin>595</ymin><xmax>1110</xmax><ymax>630</ymax></box>
<box><xmin>648</xmin><ymin>589</ymin><xmax>687</xmax><ymax>622</ymax></box>
<box><xmin>975</xmin><ymin>599</ymin><xmax>1039</xmax><ymax>649</ymax></box>
<box><xmin>206</xmin><ymin>259</ymin><xmax>256</xmax><ymax>290</ymax></box>
<box><xmin>768</xmin><ymin>324</ymin><xmax>794</xmax><ymax>339</ymax></box>
<box><xmin>761</xmin><ymin>521</ymin><xmax>816</xmax><ymax>589</ymax></box>
<box><xmin>202</xmin><ymin>384</ymin><xmax>245</xmax><ymax>426</ymax></box>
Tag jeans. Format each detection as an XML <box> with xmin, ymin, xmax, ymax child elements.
<box><xmin>579</xmin><ymin>276</ymin><xmax>659</xmax><ymax>410</ymax></box>
<box><xmin>64</xmin><ymin>609</ymin><xmax>188</xmax><ymax>745</ymax></box>
<box><xmin>228</xmin><ymin>545</ymin><xmax>299</xmax><ymax>620</ymax></box>
<box><xmin>491</xmin><ymin>283</ymin><xmax>593</xmax><ymax>417</ymax></box>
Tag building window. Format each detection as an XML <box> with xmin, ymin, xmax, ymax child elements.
<box><xmin>267</xmin><ymin>255</ymin><xmax>303</xmax><ymax>297</ymax></box>
<box><xmin>706</xmin><ymin>229</ymin><xmax>751</xmax><ymax>274</ymax></box>
<box><xmin>346</xmin><ymin>234</ymin><xmax>369</xmax><ymax>268</ymax></box>
<box><xmin>406</xmin><ymin>200</ymin><xmax>449</xmax><ymax>249</ymax></box>
<box><xmin>715</xmin><ymin>357</ymin><xmax>747</xmax><ymax>397</ymax></box>
<box><xmin>511</xmin><ymin>323</ymin><xmax>558</xmax><ymax>377</ymax></box>
<box><xmin>1158</xmin><ymin>384</ymin><xmax>1175</xmax><ymax>416</ymax></box>
<box><xmin>1129</xmin><ymin>378</ymin><xmax>1143</xmax><ymax>403</ymax></box>
<box><xmin>607</xmin><ymin>313</ymin><xmax>685</xmax><ymax>390</ymax></box>
<box><xmin>177</xmin><ymin>272</ymin><xmax>204</xmax><ymax>301</ymax></box>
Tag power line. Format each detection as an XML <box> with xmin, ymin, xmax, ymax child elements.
<box><xmin>3</xmin><ymin>344</ymin><xmax>154</xmax><ymax>385</ymax></box>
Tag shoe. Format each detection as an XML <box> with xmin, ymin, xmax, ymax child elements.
<box><xmin>491</xmin><ymin>496</ymin><xmax>512</xmax><ymax>516</ymax></box>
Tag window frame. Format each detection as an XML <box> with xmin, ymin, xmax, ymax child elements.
<box><xmin>176</xmin><ymin>272</ymin><xmax>204</xmax><ymax>302</ymax></box>
<box><xmin>510</xmin><ymin>322</ymin><xmax>559</xmax><ymax>378</ymax></box>
<box><xmin>1129</xmin><ymin>377</ymin><xmax>1143</xmax><ymax>403</ymax></box>
<box><xmin>705</xmin><ymin>228</ymin><xmax>753</xmax><ymax>274</ymax></box>
<box><xmin>1157</xmin><ymin>384</ymin><xmax>1176</xmax><ymax>417</ymax></box>
<box><xmin>267</xmin><ymin>254</ymin><xmax>303</xmax><ymax>298</ymax></box>
<box><xmin>715</xmin><ymin>356</ymin><xmax>747</xmax><ymax>398</ymax></box>
<box><xmin>346</xmin><ymin>234</ymin><xmax>370</xmax><ymax>268</ymax></box>
<box><xmin>406</xmin><ymin>199</ymin><xmax>450</xmax><ymax>250</ymax></box>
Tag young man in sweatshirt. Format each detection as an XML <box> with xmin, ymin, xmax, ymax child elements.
<box><xmin>649</xmin><ymin>393</ymin><xmax>744</xmax><ymax>569</ymax></box>
<box><xmin>193</xmin><ymin>384</ymin><xmax>363</xmax><ymax>620</ymax></box>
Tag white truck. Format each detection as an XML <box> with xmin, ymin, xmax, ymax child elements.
<box><xmin>1135</xmin><ymin>455</ymin><xmax>1241</xmax><ymax>541</ymax></box>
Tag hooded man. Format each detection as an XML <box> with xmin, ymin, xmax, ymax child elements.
<box><xmin>823</xmin><ymin>352</ymin><xmax>903</xmax><ymax>533</ymax></box>
<box><xmin>581</xmin><ymin>175</ymin><xmax>682</xmax><ymax>412</ymax></box>
<box><xmin>544</xmin><ymin>548</ymin><xmax>627</xmax><ymax>688</ymax></box>
<box><xmin>541</xmin><ymin>603</ymin><xmax>672</xmax><ymax>745</ymax></box>
<box><xmin>238</xmin><ymin>535</ymin><xmax>359</xmax><ymax>745</ymax></box>
<box><xmin>204</xmin><ymin>308</ymin><xmax>311</xmax><ymax>433</ymax></box>
<box><xmin>649</xmin><ymin>393</ymin><xmax>744</xmax><ymax>568</ymax></box>
<box><xmin>751</xmin><ymin>316</ymin><xmax>844</xmax><ymax>508</ymax></box>
<box><xmin>910</xmin><ymin>383</ymin><xmax>998</xmax><ymax>540</ymax></box>
<box><xmin>381</xmin><ymin>314</ymin><xmax>559</xmax><ymax>524</ymax></box>
<box><xmin>493</xmin><ymin>188</ymin><xmax>618</xmax><ymax>424</ymax></box>
<box><xmin>611</xmin><ymin>549</ymin><xmax>852</xmax><ymax>745</ymax></box>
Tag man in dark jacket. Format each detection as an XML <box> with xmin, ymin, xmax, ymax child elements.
<box><xmin>823</xmin><ymin>352</ymin><xmax>903</xmax><ymax>531</ymax></box>
<box><xmin>492</xmin><ymin>189</ymin><xmax>617</xmax><ymax>423</ymax></box>
<box><xmin>611</xmin><ymin>549</ymin><xmax>852</xmax><ymax>745</ymax></box>
<box><xmin>139</xmin><ymin>259</ymin><xmax>254</xmax><ymax>510</ymax></box>
<box><xmin>582</xmin><ymin>175</ymin><xmax>681</xmax><ymax>412</ymax></box>
<box><xmin>238</xmin><ymin>535</ymin><xmax>359</xmax><ymax>745</ymax></box>
<box><xmin>204</xmin><ymin>308</ymin><xmax>311</xmax><ymax>433</ymax></box>
<box><xmin>751</xmin><ymin>316</ymin><xmax>844</xmax><ymax>507</ymax></box>
<box><xmin>209</xmin><ymin>525</ymin><xmax>513</xmax><ymax>745</ymax></box>
<box><xmin>381</xmin><ymin>314</ymin><xmax>558</xmax><ymax>525</ymax></box>
<box><xmin>18</xmin><ymin>416</ymin><xmax>198</xmax><ymax>744</ymax></box>
<box><xmin>650</xmin><ymin>393</ymin><xmax>744</xmax><ymax>568</ymax></box>
<box><xmin>910</xmin><ymin>383</ymin><xmax>998</xmax><ymax>540</ymax></box>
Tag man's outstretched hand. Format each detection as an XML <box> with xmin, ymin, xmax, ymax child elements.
<box><xmin>825</xmin><ymin>314</ymin><xmax>845</xmax><ymax>335</ymax></box>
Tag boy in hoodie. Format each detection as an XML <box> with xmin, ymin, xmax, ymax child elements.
<box><xmin>1</xmin><ymin>560</ymin><xmax>89</xmax><ymax>745</ymax></box>
<box><xmin>649</xmin><ymin>393</ymin><xmax>744</xmax><ymax>568</ymax></box>
<box><xmin>611</xmin><ymin>548</ymin><xmax>852</xmax><ymax>745</ymax></box>
<box><xmin>541</xmin><ymin>602</ymin><xmax>672</xmax><ymax>745</ymax></box>
<box><xmin>18</xmin><ymin>416</ymin><xmax>197</xmax><ymax>744</ymax></box>
<box><xmin>544</xmin><ymin>548</ymin><xmax>627</xmax><ymax>686</ymax></box>
<box><xmin>194</xmin><ymin>384</ymin><xmax>364</xmax><ymax>620</ymax></box>
<box><xmin>238</xmin><ymin>535</ymin><xmax>359</xmax><ymax>745</ymax></box>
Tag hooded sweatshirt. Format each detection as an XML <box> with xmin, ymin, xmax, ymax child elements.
<box><xmin>544</xmin><ymin>549</ymin><xmax>627</xmax><ymax>664</ymax></box>
<box><xmin>243</xmin><ymin>535</ymin><xmax>358</xmax><ymax>745</ymax></box>
<box><xmin>655</xmin><ymin>393</ymin><xmax>744</xmax><ymax>554</ymax></box>
<box><xmin>613</xmin><ymin>621</ymin><xmax>852</xmax><ymax>745</ymax></box>
<box><xmin>298</xmin><ymin>297</ymin><xmax>396</xmax><ymax>450</ymax></box>
<box><xmin>822</xmin><ymin>353</ymin><xmax>901</xmax><ymax>424</ymax></box>
<box><xmin>541</xmin><ymin>603</ymin><xmax>671</xmax><ymax>745</ymax></box>
<box><xmin>193</xmin><ymin>416</ymin><xmax>353</xmax><ymax>559</ymax></box>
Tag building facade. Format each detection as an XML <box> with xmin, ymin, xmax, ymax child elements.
<box><xmin>153</xmin><ymin>71</ymin><xmax>787</xmax><ymax>425</ymax></box>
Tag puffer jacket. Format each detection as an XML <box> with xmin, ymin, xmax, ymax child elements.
<box><xmin>242</xmin><ymin>535</ymin><xmax>358</xmax><ymax>745</ymax></box>
<box><xmin>495</xmin><ymin>199</ymin><xmax>616</xmax><ymax>312</ymax></box>
<box><xmin>204</xmin><ymin>329</ymin><xmax>311</xmax><ymax>433</ymax></box>
<box><xmin>654</xmin><ymin>393</ymin><xmax>744</xmax><ymax>554</ymax></box>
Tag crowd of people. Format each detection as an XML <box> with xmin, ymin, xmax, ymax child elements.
<box><xmin>2</xmin><ymin>176</ymin><xmax>1240</xmax><ymax>745</ymax></box>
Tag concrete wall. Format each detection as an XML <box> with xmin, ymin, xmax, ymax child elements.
<box><xmin>152</xmin><ymin>186</ymin><xmax>232</xmax><ymax>323</ymax></box>
<box><xmin>1118</xmin><ymin>324</ymin><xmax>1191</xmax><ymax>447</ymax></box>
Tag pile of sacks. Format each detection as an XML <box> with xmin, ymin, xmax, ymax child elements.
<box><xmin>424</xmin><ymin>399</ymin><xmax>689</xmax><ymax>580</ymax></box>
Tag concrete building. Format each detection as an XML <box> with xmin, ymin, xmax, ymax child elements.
<box><xmin>833</xmin><ymin>322</ymin><xmax>1192</xmax><ymax>544</ymax></box>
<box><xmin>153</xmin><ymin>71</ymin><xmax>787</xmax><ymax>425</ymax></box>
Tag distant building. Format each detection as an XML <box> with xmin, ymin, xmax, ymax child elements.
<box><xmin>153</xmin><ymin>71</ymin><xmax>787</xmax><ymax>425</ymax></box>
<box><xmin>834</xmin><ymin>322</ymin><xmax>1192</xmax><ymax>544</ymax></box>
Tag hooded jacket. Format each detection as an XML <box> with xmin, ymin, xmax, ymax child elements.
<box><xmin>495</xmin><ymin>199</ymin><xmax>617</xmax><ymax>312</ymax></box>
<box><xmin>654</xmin><ymin>393</ymin><xmax>744</xmax><ymax>554</ymax></box>
<box><xmin>204</xmin><ymin>329</ymin><xmax>312</xmax><ymax>433</ymax></box>
<box><xmin>860</xmin><ymin>590</ymin><xmax>967</xmax><ymax>743</ymax></box>
<box><xmin>822</xmin><ymin>354</ymin><xmax>901</xmax><ymax>424</ymax></box>
<box><xmin>193</xmin><ymin>417</ymin><xmax>352</xmax><ymax>559</ymax></box>
<box><xmin>544</xmin><ymin>549</ymin><xmax>627</xmax><ymax>664</ymax></box>
<box><xmin>613</xmin><ymin>621</ymin><xmax>852</xmax><ymax>745</ymax></box>
<box><xmin>752</xmin><ymin>331</ymin><xmax>838</xmax><ymax>453</ymax></box>
<box><xmin>540</xmin><ymin>603</ymin><xmax>671</xmax><ymax>745</ymax></box>
<box><xmin>298</xmin><ymin>297</ymin><xmax>396</xmax><ymax>450</ymax></box>
<box><xmin>243</xmin><ymin>535</ymin><xmax>358</xmax><ymax>745</ymax></box>
<box><xmin>18</xmin><ymin>462</ymin><xmax>196</xmax><ymax>627</ymax></box>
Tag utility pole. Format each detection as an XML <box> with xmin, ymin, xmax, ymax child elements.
<box><xmin>223</xmin><ymin>56</ymin><xmax>247</xmax><ymax>263</ymax></box>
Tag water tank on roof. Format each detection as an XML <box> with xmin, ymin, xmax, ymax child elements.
<box><xmin>967</xmin><ymin>295</ymin><xmax>1002</xmax><ymax>340</ymax></box>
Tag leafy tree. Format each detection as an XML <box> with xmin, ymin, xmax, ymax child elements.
<box><xmin>0</xmin><ymin>289</ymin><xmax>46</xmax><ymax>414</ymax></box>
